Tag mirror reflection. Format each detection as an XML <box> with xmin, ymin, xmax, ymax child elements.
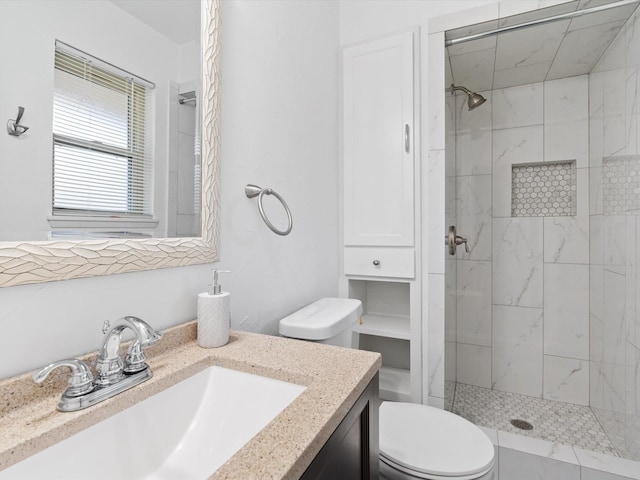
<box><xmin>0</xmin><ymin>0</ymin><xmax>202</xmax><ymax>241</ymax></box>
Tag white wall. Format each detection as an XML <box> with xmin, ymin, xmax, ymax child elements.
<box><xmin>216</xmin><ymin>0</ymin><xmax>341</xmax><ymax>333</ymax></box>
<box><xmin>0</xmin><ymin>0</ymin><xmax>340</xmax><ymax>379</ymax></box>
<box><xmin>340</xmin><ymin>1</ymin><xmax>502</xmax><ymax>44</ymax></box>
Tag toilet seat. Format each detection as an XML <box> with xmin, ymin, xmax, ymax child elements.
<box><xmin>379</xmin><ymin>402</ymin><xmax>495</xmax><ymax>480</ymax></box>
<box><xmin>380</xmin><ymin>456</ymin><xmax>493</xmax><ymax>480</ymax></box>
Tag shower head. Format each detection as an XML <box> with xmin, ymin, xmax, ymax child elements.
<box><xmin>449</xmin><ymin>84</ymin><xmax>487</xmax><ymax>111</ymax></box>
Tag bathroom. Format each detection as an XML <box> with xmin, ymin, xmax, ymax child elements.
<box><xmin>1</xmin><ymin>0</ymin><xmax>640</xmax><ymax>479</ymax></box>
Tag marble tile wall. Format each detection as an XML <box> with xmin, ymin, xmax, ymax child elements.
<box><xmin>453</xmin><ymin>75</ymin><xmax>591</xmax><ymax>405</ymax></box>
<box><xmin>588</xmin><ymin>3</ymin><xmax>640</xmax><ymax>462</ymax></box>
<box><xmin>433</xmin><ymin>0</ymin><xmax>640</xmax><ymax>464</ymax></box>
<box><xmin>444</xmin><ymin>93</ymin><xmax>457</xmax><ymax>387</ymax></box>
<box><xmin>427</xmin><ymin>30</ymin><xmax>448</xmax><ymax>408</ymax></box>
<box><xmin>168</xmin><ymin>82</ymin><xmax>200</xmax><ymax>237</ymax></box>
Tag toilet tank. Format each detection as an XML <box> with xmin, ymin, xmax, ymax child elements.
<box><xmin>279</xmin><ymin>298</ymin><xmax>362</xmax><ymax>348</ymax></box>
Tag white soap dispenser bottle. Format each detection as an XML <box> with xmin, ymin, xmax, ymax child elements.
<box><xmin>197</xmin><ymin>269</ymin><xmax>231</xmax><ymax>348</ymax></box>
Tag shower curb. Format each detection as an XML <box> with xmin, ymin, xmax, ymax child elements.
<box><xmin>479</xmin><ymin>426</ymin><xmax>640</xmax><ymax>480</ymax></box>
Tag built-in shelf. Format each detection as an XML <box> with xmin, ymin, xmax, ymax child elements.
<box><xmin>353</xmin><ymin>314</ymin><xmax>410</xmax><ymax>340</ymax></box>
<box><xmin>379</xmin><ymin>366</ymin><xmax>411</xmax><ymax>402</ymax></box>
<box><xmin>346</xmin><ymin>278</ymin><xmax>416</xmax><ymax>402</ymax></box>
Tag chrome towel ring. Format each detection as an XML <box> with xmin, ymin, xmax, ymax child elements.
<box><xmin>245</xmin><ymin>184</ymin><xmax>293</xmax><ymax>236</ymax></box>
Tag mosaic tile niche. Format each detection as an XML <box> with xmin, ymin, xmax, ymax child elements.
<box><xmin>603</xmin><ymin>155</ymin><xmax>640</xmax><ymax>214</ymax></box>
<box><xmin>511</xmin><ymin>161</ymin><xmax>577</xmax><ymax>217</ymax></box>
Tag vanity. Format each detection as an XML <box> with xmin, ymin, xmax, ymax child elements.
<box><xmin>0</xmin><ymin>322</ymin><xmax>381</xmax><ymax>479</ymax></box>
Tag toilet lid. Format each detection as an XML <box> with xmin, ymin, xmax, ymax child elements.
<box><xmin>379</xmin><ymin>402</ymin><xmax>494</xmax><ymax>478</ymax></box>
<box><xmin>279</xmin><ymin>298</ymin><xmax>362</xmax><ymax>341</ymax></box>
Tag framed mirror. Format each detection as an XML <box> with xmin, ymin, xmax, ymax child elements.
<box><xmin>0</xmin><ymin>0</ymin><xmax>220</xmax><ymax>288</ymax></box>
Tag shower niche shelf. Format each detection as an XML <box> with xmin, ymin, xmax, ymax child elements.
<box><xmin>511</xmin><ymin>160</ymin><xmax>576</xmax><ymax>217</ymax></box>
<box><xmin>347</xmin><ymin>279</ymin><xmax>419</xmax><ymax>403</ymax></box>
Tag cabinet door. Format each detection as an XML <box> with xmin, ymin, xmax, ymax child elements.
<box><xmin>301</xmin><ymin>374</ymin><xmax>379</xmax><ymax>480</ymax></box>
<box><xmin>343</xmin><ymin>31</ymin><xmax>415</xmax><ymax>247</ymax></box>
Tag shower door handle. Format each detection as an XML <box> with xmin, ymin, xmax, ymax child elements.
<box><xmin>445</xmin><ymin>226</ymin><xmax>469</xmax><ymax>255</ymax></box>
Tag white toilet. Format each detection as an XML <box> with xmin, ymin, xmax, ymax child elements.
<box><xmin>279</xmin><ymin>298</ymin><xmax>495</xmax><ymax>480</ymax></box>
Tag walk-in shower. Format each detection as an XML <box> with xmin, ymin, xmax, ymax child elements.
<box><xmin>442</xmin><ymin>0</ymin><xmax>640</xmax><ymax>462</ymax></box>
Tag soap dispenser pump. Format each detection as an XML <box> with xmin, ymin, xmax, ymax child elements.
<box><xmin>197</xmin><ymin>270</ymin><xmax>231</xmax><ymax>348</ymax></box>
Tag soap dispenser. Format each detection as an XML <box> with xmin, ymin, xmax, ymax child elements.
<box><xmin>197</xmin><ymin>270</ymin><xmax>231</xmax><ymax>348</ymax></box>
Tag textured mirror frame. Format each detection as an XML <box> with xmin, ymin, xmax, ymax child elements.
<box><xmin>0</xmin><ymin>0</ymin><xmax>221</xmax><ymax>288</ymax></box>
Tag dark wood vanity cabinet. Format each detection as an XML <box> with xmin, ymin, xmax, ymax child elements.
<box><xmin>301</xmin><ymin>373</ymin><xmax>380</xmax><ymax>480</ymax></box>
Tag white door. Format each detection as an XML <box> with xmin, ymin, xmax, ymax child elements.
<box><xmin>343</xmin><ymin>31</ymin><xmax>415</xmax><ymax>247</ymax></box>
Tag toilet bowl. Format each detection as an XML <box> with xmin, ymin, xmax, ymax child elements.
<box><xmin>279</xmin><ymin>298</ymin><xmax>495</xmax><ymax>480</ymax></box>
<box><xmin>379</xmin><ymin>402</ymin><xmax>494</xmax><ymax>480</ymax></box>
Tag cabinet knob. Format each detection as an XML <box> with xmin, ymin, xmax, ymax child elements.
<box><xmin>372</xmin><ymin>259</ymin><xmax>380</xmax><ymax>266</ymax></box>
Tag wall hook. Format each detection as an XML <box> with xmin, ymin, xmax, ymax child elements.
<box><xmin>7</xmin><ymin>106</ymin><xmax>29</xmax><ymax>137</ymax></box>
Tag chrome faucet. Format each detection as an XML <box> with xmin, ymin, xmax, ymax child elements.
<box><xmin>33</xmin><ymin>316</ymin><xmax>162</xmax><ymax>412</ymax></box>
<box><xmin>95</xmin><ymin>316</ymin><xmax>162</xmax><ymax>386</ymax></box>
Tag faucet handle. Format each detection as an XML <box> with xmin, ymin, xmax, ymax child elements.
<box><xmin>455</xmin><ymin>235</ymin><xmax>470</xmax><ymax>253</ymax></box>
<box><xmin>123</xmin><ymin>341</ymin><xmax>149</xmax><ymax>374</ymax></box>
<box><xmin>34</xmin><ymin>359</ymin><xmax>94</xmax><ymax>397</ymax></box>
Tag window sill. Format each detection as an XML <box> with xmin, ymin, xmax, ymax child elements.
<box><xmin>47</xmin><ymin>215</ymin><xmax>159</xmax><ymax>230</ymax></box>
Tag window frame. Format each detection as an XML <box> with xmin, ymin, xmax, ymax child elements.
<box><xmin>51</xmin><ymin>43</ymin><xmax>155</xmax><ymax>221</ymax></box>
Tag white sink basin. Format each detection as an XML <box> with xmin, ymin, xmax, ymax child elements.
<box><xmin>0</xmin><ymin>366</ymin><xmax>305</xmax><ymax>479</ymax></box>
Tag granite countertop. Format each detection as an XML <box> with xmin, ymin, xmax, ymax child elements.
<box><xmin>0</xmin><ymin>322</ymin><xmax>381</xmax><ymax>479</ymax></box>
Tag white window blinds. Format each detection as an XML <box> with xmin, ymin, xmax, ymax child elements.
<box><xmin>52</xmin><ymin>41</ymin><xmax>155</xmax><ymax>217</ymax></box>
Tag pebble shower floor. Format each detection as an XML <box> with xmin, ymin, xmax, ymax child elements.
<box><xmin>445</xmin><ymin>382</ymin><xmax>618</xmax><ymax>457</ymax></box>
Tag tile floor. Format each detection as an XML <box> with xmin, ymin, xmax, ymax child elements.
<box><xmin>445</xmin><ymin>381</ymin><xmax>619</xmax><ymax>457</ymax></box>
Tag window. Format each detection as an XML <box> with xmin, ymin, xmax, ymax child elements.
<box><xmin>52</xmin><ymin>41</ymin><xmax>155</xmax><ymax>218</ymax></box>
